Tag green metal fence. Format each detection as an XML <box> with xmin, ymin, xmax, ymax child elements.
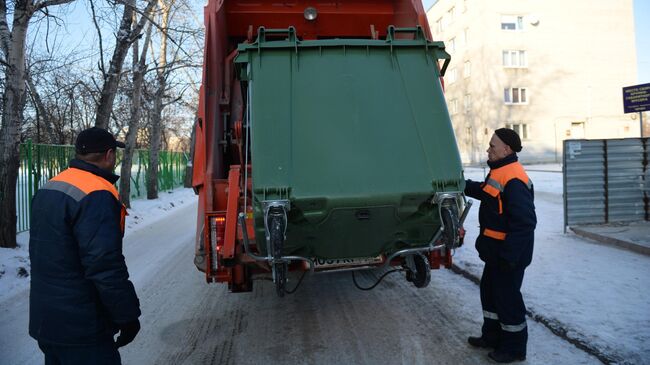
<box><xmin>17</xmin><ymin>140</ymin><xmax>189</xmax><ymax>232</ymax></box>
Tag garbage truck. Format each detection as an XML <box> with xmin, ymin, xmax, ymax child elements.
<box><xmin>191</xmin><ymin>0</ymin><xmax>471</xmax><ymax>296</ymax></box>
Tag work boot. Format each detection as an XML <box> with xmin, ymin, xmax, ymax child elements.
<box><xmin>467</xmin><ymin>336</ymin><xmax>496</xmax><ymax>349</ymax></box>
<box><xmin>487</xmin><ymin>350</ymin><xmax>526</xmax><ymax>363</ymax></box>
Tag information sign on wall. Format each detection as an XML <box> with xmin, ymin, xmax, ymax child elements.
<box><xmin>623</xmin><ymin>83</ymin><xmax>650</xmax><ymax>113</ymax></box>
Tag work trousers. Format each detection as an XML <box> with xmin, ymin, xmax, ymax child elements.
<box><xmin>480</xmin><ymin>263</ymin><xmax>528</xmax><ymax>356</ymax></box>
<box><xmin>38</xmin><ymin>341</ymin><xmax>121</xmax><ymax>365</ymax></box>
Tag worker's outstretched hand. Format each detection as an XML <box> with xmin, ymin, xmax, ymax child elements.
<box><xmin>115</xmin><ymin>319</ymin><xmax>141</xmax><ymax>347</ymax></box>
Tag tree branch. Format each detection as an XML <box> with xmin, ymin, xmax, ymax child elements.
<box><xmin>0</xmin><ymin>0</ymin><xmax>10</xmax><ymax>57</ymax></box>
<box><xmin>34</xmin><ymin>0</ymin><xmax>76</xmax><ymax>12</ymax></box>
<box><xmin>89</xmin><ymin>0</ymin><xmax>105</xmax><ymax>77</ymax></box>
<box><xmin>162</xmin><ymin>93</ymin><xmax>184</xmax><ymax>107</ymax></box>
<box><xmin>114</xmin><ymin>0</ymin><xmax>194</xmax><ymax>60</ymax></box>
<box><xmin>128</xmin><ymin>0</ymin><xmax>156</xmax><ymax>45</ymax></box>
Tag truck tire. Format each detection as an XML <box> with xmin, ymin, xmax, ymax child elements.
<box><xmin>269</xmin><ymin>213</ymin><xmax>287</xmax><ymax>297</ymax></box>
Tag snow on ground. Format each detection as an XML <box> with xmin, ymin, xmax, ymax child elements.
<box><xmin>0</xmin><ymin>187</ymin><xmax>198</xmax><ymax>304</ymax></box>
<box><xmin>0</xmin><ymin>234</ymin><xmax>30</xmax><ymax>303</ymax></box>
<box><xmin>461</xmin><ymin>164</ymin><xmax>650</xmax><ymax>364</ymax></box>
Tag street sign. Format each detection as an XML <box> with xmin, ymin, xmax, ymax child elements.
<box><xmin>623</xmin><ymin>83</ymin><xmax>650</xmax><ymax>113</ymax></box>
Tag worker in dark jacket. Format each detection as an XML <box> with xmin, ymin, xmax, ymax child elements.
<box><xmin>29</xmin><ymin>127</ymin><xmax>141</xmax><ymax>364</ymax></box>
<box><xmin>465</xmin><ymin>128</ymin><xmax>536</xmax><ymax>364</ymax></box>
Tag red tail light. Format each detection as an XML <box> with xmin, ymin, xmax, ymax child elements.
<box><xmin>209</xmin><ymin>214</ymin><xmax>227</xmax><ymax>272</ymax></box>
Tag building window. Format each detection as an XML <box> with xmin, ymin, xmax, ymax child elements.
<box><xmin>448</xmin><ymin>7</ymin><xmax>455</xmax><ymax>23</ymax></box>
<box><xmin>463</xmin><ymin>61</ymin><xmax>471</xmax><ymax>78</ymax></box>
<box><xmin>506</xmin><ymin>123</ymin><xmax>529</xmax><ymax>139</ymax></box>
<box><xmin>463</xmin><ymin>28</ymin><xmax>469</xmax><ymax>47</ymax></box>
<box><xmin>448</xmin><ymin>68</ymin><xmax>457</xmax><ymax>84</ymax></box>
<box><xmin>436</xmin><ymin>18</ymin><xmax>443</xmax><ymax>33</ymax></box>
<box><xmin>504</xmin><ymin>87</ymin><xmax>528</xmax><ymax>104</ymax></box>
<box><xmin>501</xmin><ymin>15</ymin><xmax>524</xmax><ymax>30</ymax></box>
<box><xmin>448</xmin><ymin>37</ymin><xmax>456</xmax><ymax>53</ymax></box>
<box><xmin>464</xmin><ymin>94</ymin><xmax>471</xmax><ymax>113</ymax></box>
<box><xmin>449</xmin><ymin>99</ymin><xmax>458</xmax><ymax>115</ymax></box>
<box><xmin>502</xmin><ymin>50</ymin><xmax>527</xmax><ymax>67</ymax></box>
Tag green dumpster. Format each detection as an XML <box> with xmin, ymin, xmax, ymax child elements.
<box><xmin>235</xmin><ymin>27</ymin><xmax>464</xmax><ymax>260</ymax></box>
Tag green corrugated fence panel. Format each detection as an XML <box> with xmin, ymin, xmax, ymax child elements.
<box><xmin>16</xmin><ymin>142</ymin><xmax>187</xmax><ymax>232</ymax></box>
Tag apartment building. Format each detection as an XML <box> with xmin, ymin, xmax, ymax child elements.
<box><xmin>427</xmin><ymin>0</ymin><xmax>638</xmax><ymax>163</ymax></box>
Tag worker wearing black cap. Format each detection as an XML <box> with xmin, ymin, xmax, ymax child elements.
<box><xmin>464</xmin><ymin>128</ymin><xmax>537</xmax><ymax>363</ymax></box>
<box><xmin>29</xmin><ymin>127</ymin><xmax>140</xmax><ymax>364</ymax></box>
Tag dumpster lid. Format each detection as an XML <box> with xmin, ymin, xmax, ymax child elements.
<box><xmin>235</xmin><ymin>26</ymin><xmax>451</xmax><ymax>77</ymax></box>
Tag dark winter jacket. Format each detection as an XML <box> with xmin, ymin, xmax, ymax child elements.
<box><xmin>464</xmin><ymin>154</ymin><xmax>537</xmax><ymax>268</ymax></box>
<box><xmin>29</xmin><ymin>159</ymin><xmax>140</xmax><ymax>345</ymax></box>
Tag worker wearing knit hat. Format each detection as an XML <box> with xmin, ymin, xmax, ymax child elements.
<box><xmin>464</xmin><ymin>128</ymin><xmax>536</xmax><ymax>363</ymax></box>
<box><xmin>486</xmin><ymin>128</ymin><xmax>523</xmax><ymax>163</ymax></box>
<box><xmin>494</xmin><ymin>128</ymin><xmax>522</xmax><ymax>153</ymax></box>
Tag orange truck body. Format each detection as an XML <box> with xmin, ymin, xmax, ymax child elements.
<box><xmin>192</xmin><ymin>1</ymin><xmax>450</xmax><ymax>291</ymax></box>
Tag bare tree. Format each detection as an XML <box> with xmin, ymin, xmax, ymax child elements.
<box><xmin>25</xmin><ymin>69</ymin><xmax>54</xmax><ymax>143</ymax></box>
<box><xmin>119</xmin><ymin>17</ymin><xmax>153</xmax><ymax>207</ymax></box>
<box><xmin>94</xmin><ymin>0</ymin><xmax>156</xmax><ymax>129</ymax></box>
<box><xmin>146</xmin><ymin>0</ymin><xmax>174</xmax><ymax>200</ymax></box>
<box><xmin>0</xmin><ymin>0</ymin><xmax>75</xmax><ymax>248</ymax></box>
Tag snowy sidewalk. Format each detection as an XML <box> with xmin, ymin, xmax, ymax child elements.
<box><xmin>570</xmin><ymin>222</ymin><xmax>650</xmax><ymax>256</ymax></box>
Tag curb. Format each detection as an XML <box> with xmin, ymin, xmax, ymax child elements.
<box><xmin>570</xmin><ymin>227</ymin><xmax>650</xmax><ymax>257</ymax></box>
<box><xmin>449</xmin><ymin>264</ymin><xmax>623</xmax><ymax>365</ymax></box>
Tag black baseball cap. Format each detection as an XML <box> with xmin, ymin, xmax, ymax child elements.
<box><xmin>75</xmin><ymin>127</ymin><xmax>126</xmax><ymax>154</ymax></box>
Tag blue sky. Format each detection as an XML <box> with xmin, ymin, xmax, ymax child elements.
<box><xmin>422</xmin><ymin>0</ymin><xmax>650</xmax><ymax>85</ymax></box>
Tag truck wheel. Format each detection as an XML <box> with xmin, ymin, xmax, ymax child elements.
<box><xmin>441</xmin><ymin>204</ymin><xmax>460</xmax><ymax>249</ymax></box>
<box><xmin>410</xmin><ymin>253</ymin><xmax>431</xmax><ymax>288</ymax></box>
<box><xmin>269</xmin><ymin>212</ymin><xmax>287</xmax><ymax>297</ymax></box>
<box><xmin>274</xmin><ymin>263</ymin><xmax>287</xmax><ymax>297</ymax></box>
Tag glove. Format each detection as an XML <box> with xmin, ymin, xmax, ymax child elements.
<box><xmin>115</xmin><ymin>319</ymin><xmax>140</xmax><ymax>348</ymax></box>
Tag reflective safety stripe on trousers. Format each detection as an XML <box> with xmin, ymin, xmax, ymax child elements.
<box><xmin>484</xmin><ymin>310</ymin><xmax>527</xmax><ymax>332</ymax></box>
<box><xmin>500</xmin><ymin>321</ymin><xmax>527</xmax><ymax>332</ymax></box>
<box><xmin>483</xmin><ymin>310</ymin><xmax>499</xmax><ymax>320</ymax></box>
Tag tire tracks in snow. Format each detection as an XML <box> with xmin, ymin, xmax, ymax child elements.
<box><xmin>449</xmin><ymin>264</ymin><xmax>626</xmax><ymax>365</ymax></box>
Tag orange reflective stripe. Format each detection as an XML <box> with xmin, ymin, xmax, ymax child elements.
<box><xmin>485</xmin><ymin>178</ymin><xmax>503</xmax><ymax>192</ymax></box>
<box><xmin>120</xmin><ymin>204</ymin><xmax>128</xmax><ymax>235</ymax></box>
<box><xmin>51</xmin><ymin>168</ymin><xmax>119</xmax><ymax>200</ymax></box>
<box><xmin>51</xmin><ymin>167</ymin><xmax>126</xmax><ymax>235</ymax></box>
<box><xmin>483</xmin><ymin>228</ymin><xmax>506</xmax><ymax>240</ymax></box>
<box><xmin>489</xmin><ymin>162</ymin><xmax>531</xmax><ymax>192</ymax></box>
<box><xmin>498</xmin><ymin>196</ymin><xmax>503</xmax><ymax>214</ymax></box>
<box><xmin>482</xmin><ymin>162</ymin><xmax>531</xmax><ymax>215</ymax></box>
<box><xmin>482</xmin><ymin>183</ymin><xmax>500</xmax><ymax>197</ymax></box>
